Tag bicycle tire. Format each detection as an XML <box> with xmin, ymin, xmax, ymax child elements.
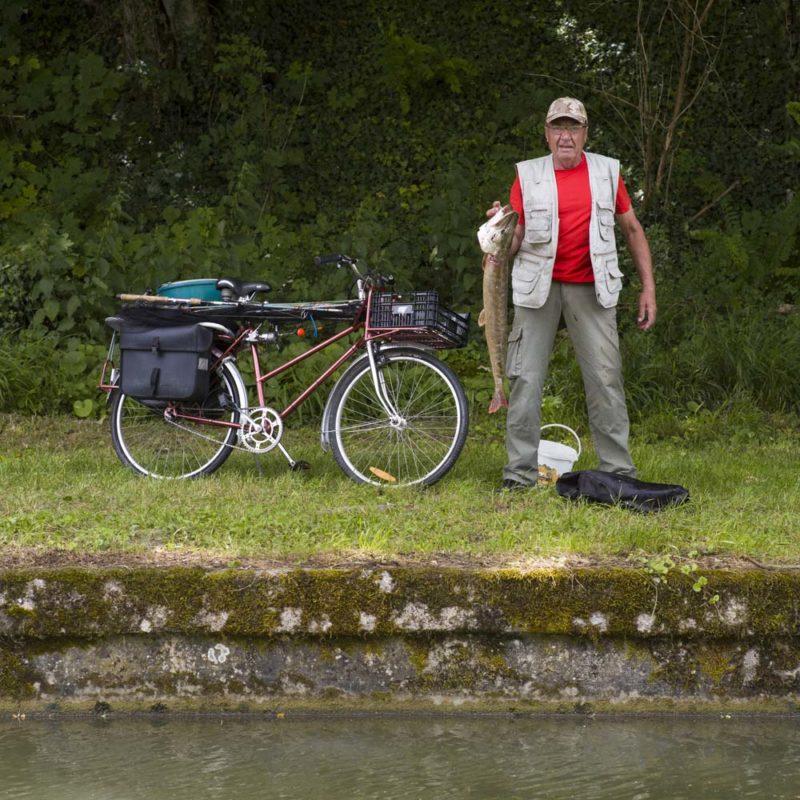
<box><xmin>110</xmin><ymin>358</ymin><xmax>246</xmax><ymax>479</ymax></box>
<box><xmin>327</xmin><ymin>347</ymin><xmax>468</xmax><ymax>486</ymax></box>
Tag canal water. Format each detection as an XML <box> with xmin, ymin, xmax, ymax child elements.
<box><xmin>1</xmin><ymin>715</ymin><xmax>799</xmax><ymax>798</ymax></box>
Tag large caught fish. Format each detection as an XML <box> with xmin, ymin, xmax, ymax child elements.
<box><xmin>477</xmin><ymin>205</ymin><xmax>519</xmax><ymax>413</ymax></box>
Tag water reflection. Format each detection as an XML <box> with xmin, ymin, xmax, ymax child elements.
<box><xmin>1</xmin><ymin>715</ymin><xmax>799</xmax><ymax>799</ymax></box>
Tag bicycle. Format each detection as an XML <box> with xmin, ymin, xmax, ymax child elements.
<box><xmin>98</xmin><ymin>255</ymin><xmax>470</xmax><ymax>486</ymax></box>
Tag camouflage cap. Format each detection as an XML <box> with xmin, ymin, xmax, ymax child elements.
<box><xmin>545</xmin><ymin>97</ymin><xmax>588</xmax><ymax>125</ymax></box>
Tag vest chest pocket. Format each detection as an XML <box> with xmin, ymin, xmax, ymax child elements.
<box><xmin>593</xmin><ymin>175</ymin><xmax>614</xmax><ymax>206</ymax></box>
<box><xmin>524</xmin><ymin>206</ymin><xmax>552</xmax><ymax>244</ymax></box>
<box><xmin>596</xmin><ymin>203</ymin><xmax>616</xmax><ymax>242</ymax></box>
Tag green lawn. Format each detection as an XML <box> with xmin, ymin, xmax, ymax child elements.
<box><xmin>1</xmin><ymin>413</ymin><xmax>798</xmax><ymax>565</ymax></box>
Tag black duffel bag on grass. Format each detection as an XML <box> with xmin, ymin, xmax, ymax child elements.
<box><xmin>555</xmin><ymin>470</ymin><xmax>689</xmax><ymax>513</ymax></box>
<box><xmin>119</xmin><ymin>324</ymin><xmax>214</xmax><ymax>401</ymax></box>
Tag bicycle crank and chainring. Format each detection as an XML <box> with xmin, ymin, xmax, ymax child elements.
<box><xmin>238</xmin><ymin>406</ymin><xmax>284</xmax><ymax>453</ymax></box>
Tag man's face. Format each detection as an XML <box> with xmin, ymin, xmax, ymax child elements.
<box><xmin>545</xmin><ymin>117</ymin><xmax>588</xmax><ymax>169</ymax></box>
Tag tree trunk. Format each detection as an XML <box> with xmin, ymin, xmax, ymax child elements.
<box><xmin>120</xmin><ymin>0</ymin><xmax>214</xmax><ymax>67</ymax></box>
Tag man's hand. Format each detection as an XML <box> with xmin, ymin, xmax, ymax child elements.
<box><xmin>637</xmin><ymin>288</ymin><xmax>657</xmax><ymax>331</ymax></box>
<box><xmin>486</xmin><ymin>201</ymin><xmax>502</xmax><ymax>218</ymax></box>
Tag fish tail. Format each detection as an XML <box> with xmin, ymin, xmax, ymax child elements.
<box><xmin>487</xmin><ymin>389</ymin><xmax>508</xmax><ymax>414</ymax></box>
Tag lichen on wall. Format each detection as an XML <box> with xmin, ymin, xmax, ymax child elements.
<box><xmin>1</xmin><ymin>566</ymin><xmax>800</xmax><ymax>712</ymax></box>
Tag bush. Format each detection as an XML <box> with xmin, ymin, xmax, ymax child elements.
<box><xmin>0</xmin><ymin>331</ymin><xmax>106</xmax><ymax>416</ymax></box>
<box><xmin>622</xmin><ymin>303</ymin><xmax>800</xmax><ymax>417</ymax></box>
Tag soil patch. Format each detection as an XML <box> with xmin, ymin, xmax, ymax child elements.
<box><xmin>0</xmin><ymin>546</ymin><xmax>793</xmax><ymax>573</ymax></box>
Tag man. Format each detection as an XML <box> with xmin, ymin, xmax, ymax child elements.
<box><xmin>488</xmin><ymin>97</ymin><xmax>656</xmax><ymax>489</ymax></box>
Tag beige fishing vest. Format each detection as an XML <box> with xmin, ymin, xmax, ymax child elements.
<box><xmin>512</xmin><ymin>151</ymin><xmax>623</xmax><ymax>309</ymax></box>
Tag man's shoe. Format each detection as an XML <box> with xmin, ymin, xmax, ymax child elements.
<box><xmin>501</xmin><ymin>478</ymin><xmax>535</xmax><ymax>490</ymax></box>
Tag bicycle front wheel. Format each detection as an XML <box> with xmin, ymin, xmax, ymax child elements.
<box><xmin>110</xmin><ymin>358</ymin><xmax>246</xmax><ymax>479</ymax></box>
<box><xmin>328</xmin><ymin>347</ymin><xmax>468</xmax><ymax>486</ymax></box>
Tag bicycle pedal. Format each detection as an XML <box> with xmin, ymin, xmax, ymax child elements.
<box><xmin>291</xmin><ymin>460</ymin><xmax>311</xmax><ymax>472</ymax></box>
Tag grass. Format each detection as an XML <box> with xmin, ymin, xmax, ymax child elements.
<box><xmin>1</xmin><ymin>412</ymin><xmax>799</xmax><ymax>565</ymax></box>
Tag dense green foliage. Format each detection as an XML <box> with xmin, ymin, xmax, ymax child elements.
<box><xmin>0</xmin><ymin>0</ymin><xmax>798</xmax><ymax>422</ymax></box>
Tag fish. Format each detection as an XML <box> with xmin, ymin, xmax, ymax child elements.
<box><xmin>476</xmin><ymin>205</ymin><xmax>519</xmax><ymax>414</ymax></box>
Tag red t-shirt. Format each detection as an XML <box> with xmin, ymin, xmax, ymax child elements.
<box><xmin>509</xmin><ymin>155</ymin><xmax>632</xmax><ymax>283</ymax></box>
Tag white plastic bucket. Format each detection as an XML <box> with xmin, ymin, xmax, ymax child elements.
<box><xmin>538</xmin><ymin>424</ymin><xmax>581</xmax><ymax>476</ymax></box>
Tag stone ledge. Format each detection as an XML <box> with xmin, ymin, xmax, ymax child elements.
<box><xmin>1</xmin><ymin>566</ymin><xmax>799</xmax><ymax>640</ymax></box>
<box><xmin>2</xmin><ymin>567</ymin><xmax>799</xmax><ymax>712</ymax></box>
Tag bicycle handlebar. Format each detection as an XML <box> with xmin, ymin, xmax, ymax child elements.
<box><xmin>313</xmin><ymin>253</ymin><xmax>353</xmax><ymax>266</ymax></box>
<box><xmin>313</xmin><ymin>254</ymin><xmax>394</xmax><ymax>292</ymax></box>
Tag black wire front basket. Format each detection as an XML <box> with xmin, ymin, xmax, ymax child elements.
<box><xmin>368</xmin><ymin>291</ymin><xmax>469</xmax><ymax>349</ymax></box>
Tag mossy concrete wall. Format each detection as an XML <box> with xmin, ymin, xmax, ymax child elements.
<box><xmin>2</xmin><ymin>567</ymin><xmax>800</xmax><ymax>714</ymax></box>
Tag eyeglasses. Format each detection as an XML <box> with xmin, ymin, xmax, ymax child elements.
<box><xmin>547</xmin><ymin>124</ymin><xmax>586</xmax><ymax>135</ymax></box>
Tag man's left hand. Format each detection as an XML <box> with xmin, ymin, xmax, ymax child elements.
<box><xmin>637</xmin><ymin>289</ymin><xmax>656</xmax><ymax>331</ymax></box>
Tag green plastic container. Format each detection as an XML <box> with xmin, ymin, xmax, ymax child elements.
<box><xmin>157</xmin><ymin>279</ymin><xmax>222</xmax><ymax>301</ymax></box>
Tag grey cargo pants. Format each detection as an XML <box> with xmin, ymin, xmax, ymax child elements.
<box><xmin>504</xmin><ymin>281</ymin><xmax>636</xmax><ymax>485</ymax></box>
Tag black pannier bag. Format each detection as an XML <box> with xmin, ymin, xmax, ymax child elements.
<box><xmin>555</xmin><ymin>470</ymin><xmax>689</xmax><ymax>514</ymax></box>
<box><xmin>119</xmin><ymin>324</ymin><xmax>215</xmax><ymax>401</ymax></box>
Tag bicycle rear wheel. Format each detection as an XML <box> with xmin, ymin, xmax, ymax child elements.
<box><xmin>110</xmin><ymin>359</ymin><xmax>245</xmax><ymax>479</ymax></box>
<box><xmin>327</xmin><ymin>347</ymin><xmax>468</xmax><ymax>486</ymax></box>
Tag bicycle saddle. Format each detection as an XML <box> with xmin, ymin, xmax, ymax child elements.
<box><xmin>216</xmin><ymin>278</ymin><xmax>272</xmax><ymax>299</ymax></box>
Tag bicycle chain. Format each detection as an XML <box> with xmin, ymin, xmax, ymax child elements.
<box><xmin>161</xmin><ymin>405</ymin><xmax>287</xmax><ymax>455</ymax></box>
